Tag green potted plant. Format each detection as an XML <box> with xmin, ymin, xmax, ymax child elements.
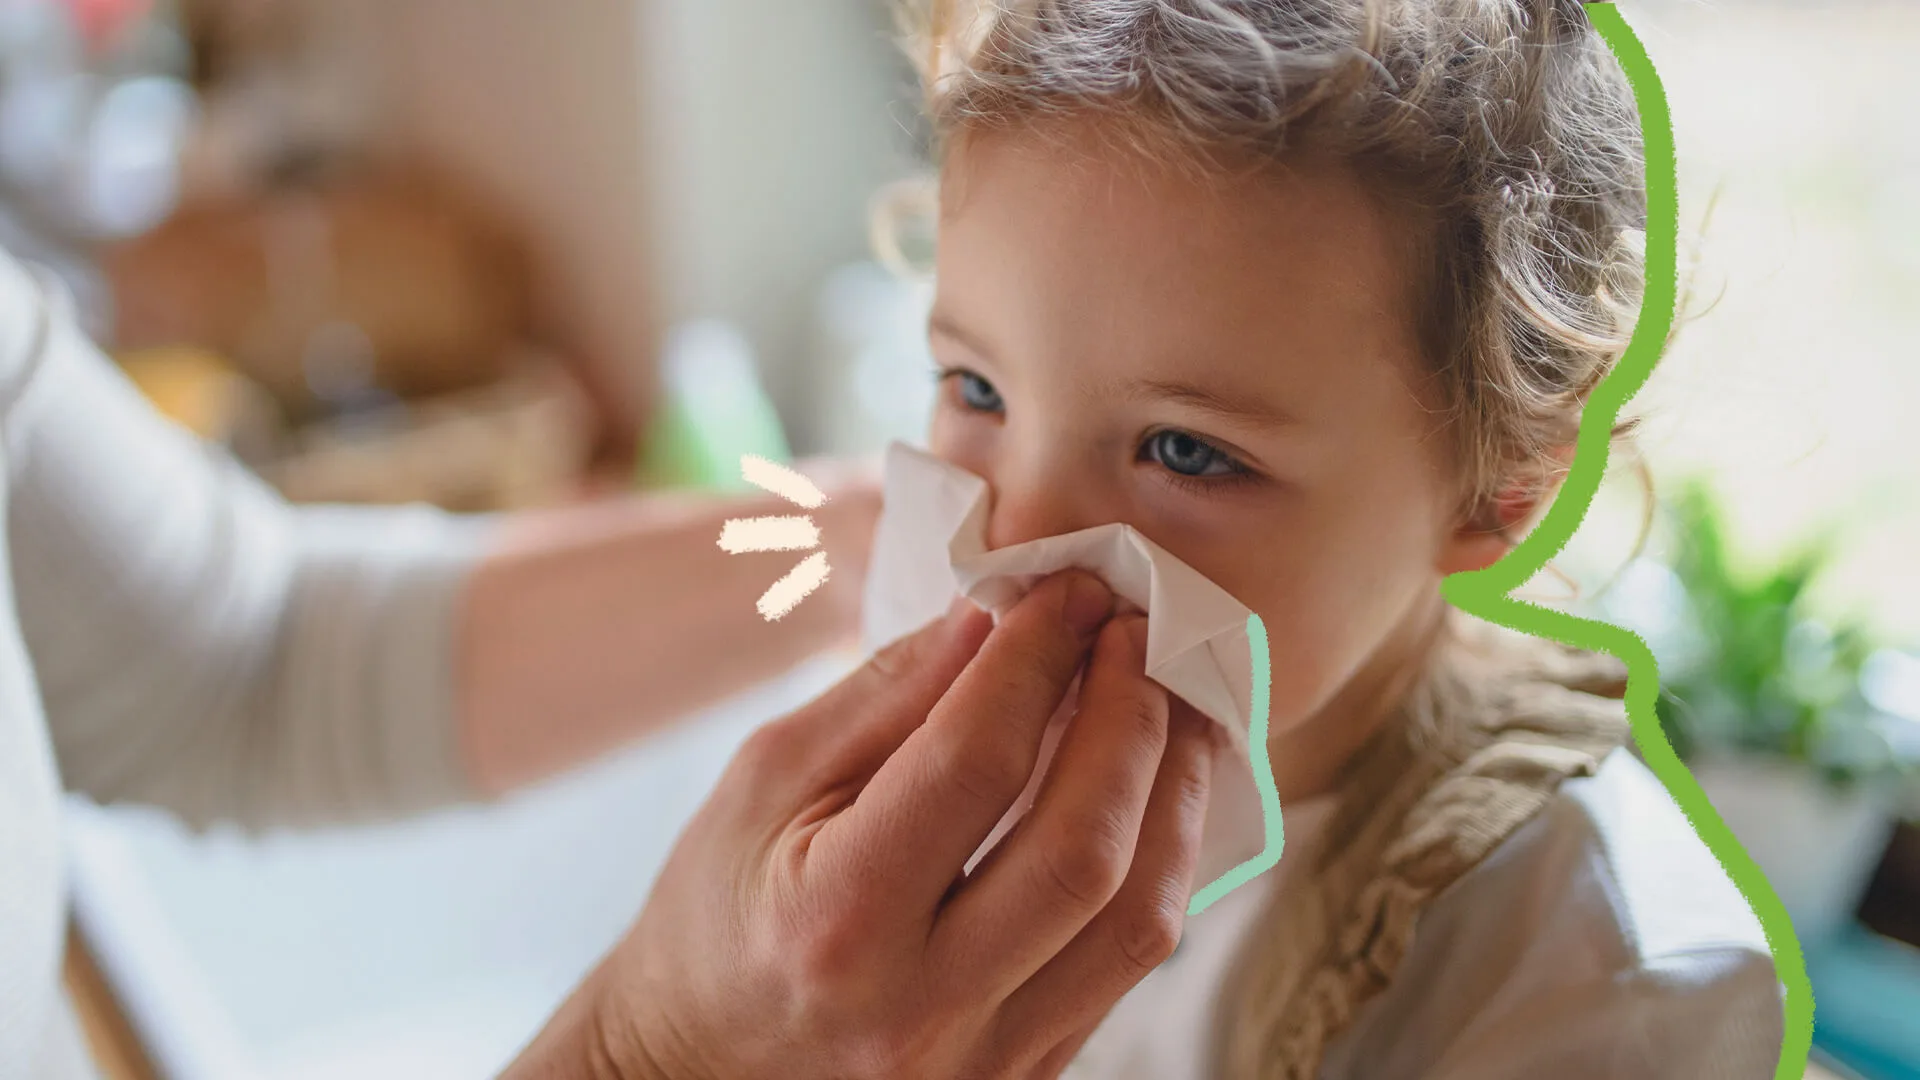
<box><xmin>1648</xmin><ymin>480</ymin><xmax>1908</xmax><ymax>942</ymax></box>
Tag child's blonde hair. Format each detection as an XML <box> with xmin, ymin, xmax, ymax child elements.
<box><xmin>895</xmin><ymin>0</ymin><xmax>1646</xmax><ymax>519</ymax></box>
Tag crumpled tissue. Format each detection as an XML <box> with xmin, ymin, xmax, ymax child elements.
<box><xmin>861</xmin><ymin>442</ymin><xmax>1267</xmax><ymax>883</ymax></box>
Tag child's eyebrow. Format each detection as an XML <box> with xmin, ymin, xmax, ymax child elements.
<box><xmin>927</xmin><ymin>313</ymin><xmax>992</xmax><ymax>357</ymax></box>
<box><xmin>1129</xmin><ymin>378</ymin><xmax>1298</xmax><ymax>430</ymax></box>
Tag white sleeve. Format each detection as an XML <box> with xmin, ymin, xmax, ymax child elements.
<box><xmin>1425</xmin><ymin>946</ymin><xmax>1786</xmax><ymax>1080</ymax></box>
<box><xmin>0</xmin><ymin>247</ymin><xmax>494</xmax><ymax>829</ymax></box>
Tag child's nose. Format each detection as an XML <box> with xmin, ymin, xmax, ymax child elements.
<box><xmin>983</xmin><ymin>462</ymin><xmax>1114</xmax><ymax>552</ymax></box>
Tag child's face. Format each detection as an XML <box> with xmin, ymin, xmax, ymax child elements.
<box><xmin>928</xmin><ymin>123</ymin><xmax>1506</xmax><ymax>762</ymax></box>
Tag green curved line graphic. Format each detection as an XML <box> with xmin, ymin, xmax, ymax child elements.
<box><xmin>1190</xmin><ymin>6</ymin><xmax>1809</xmax><ymax>1074</ymax></box>
<box><xmin>1439</xmin><ymin>5</ymin><xmax>1811</xmax><ymax>1075</ymax></box>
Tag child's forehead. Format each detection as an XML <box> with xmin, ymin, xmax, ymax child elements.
<box><xmin>939</xmin><ymin>147</ymin><xmax>1421</xmax><ymax>325</ymax></box>
<box><xmin>930</xmin><ymin>125</ymin><xmax>1442</xmax><ymax>426</ymax></box>
<box><xmin>937</xmin><ymin>121</ymin><xmax>1427</xmax><ymax>303</ymax></box>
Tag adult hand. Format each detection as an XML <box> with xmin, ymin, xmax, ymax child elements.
<box><xmin>504</xmin><ymin>570</ymin><xmax>1221</xmax><ymax>1080</ymax></box>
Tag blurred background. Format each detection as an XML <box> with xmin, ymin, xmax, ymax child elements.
<box><xmin>3</xmin><ymin>0</ymin><xmax>1913</xmax><ymax>1077</ymax></box>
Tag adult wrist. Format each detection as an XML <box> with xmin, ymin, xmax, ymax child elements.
<box><xmin>583</xmin><ymin>971</ymin><xmax>714</xmax><ymax>1080</ymax></box>
<box><xmin>502</xmin><ymin>971</ymin><xmax>691</xmax><ymax>1080</ymax></box>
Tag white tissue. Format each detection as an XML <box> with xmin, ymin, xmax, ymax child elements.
<box><xmin>861</xmin><ymin>442</ymin><xmax>1266</xmax><ymax>881</ymax></box>
<box><xmin>862</xmin><ymin>442</ymin><xmax>1256</xmax><ymax>758</ymax></box>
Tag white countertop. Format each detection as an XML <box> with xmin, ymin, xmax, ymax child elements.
<box><xmin>65</xmin><ymin>657</ymin><xmax>853</xmax><ymax>1080</ymax></box>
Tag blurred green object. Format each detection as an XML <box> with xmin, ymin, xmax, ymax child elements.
<box><xmin>1656</xmin><ymin>480</ymin><xmax>1903</xmax><ymax>790</ymax></box>
<box><xmin>637</xmin><ymin>320</ymin><xmax>793</xmax><ymax>492</ymax></box>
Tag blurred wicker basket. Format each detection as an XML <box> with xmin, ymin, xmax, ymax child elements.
<box><xmin>258</xmin><ymin>356</ymin><xmax>593</xmax><ymax>511</ymax></box>
<box><xmin>103</xmin><ymin>165</ymin><xmax>609</xmax><ymax>512</ymax></box>
<box><xmin>118</xmin><ymin>343</ymin><xmax>594</xmax><ymax>512</ymax></box>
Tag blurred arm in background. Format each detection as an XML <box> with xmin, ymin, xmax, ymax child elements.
<box><xmin>11</xmin><ymin>247</ymin><xmax>877</xmax><ymax>830</ymax></box>
<box><xmin>456</xmin><ymin>467</ymin><xmax>880</xmax><ymax>796</ymax></box>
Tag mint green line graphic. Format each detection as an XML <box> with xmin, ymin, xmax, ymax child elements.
<box><xmin>1189</xmin><ymin>613</ymin><xmax>1282</xmax><ymax>917</ymax></box>
<box><xmin>1435</xmin><ymin>5</ymin><xmax>1810</xmax><ymax>1076</ymax></box>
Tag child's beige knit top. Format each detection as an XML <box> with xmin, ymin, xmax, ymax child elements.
<box><xmin>1062</xmin><ymin>603</ymin><xmax>1780</xmax><ymax>1079</ymax></box>
<box><xmin>1214</xmin><ymin>616</ymin><xmax>1639</xmax><ymax>1077</ymax></box>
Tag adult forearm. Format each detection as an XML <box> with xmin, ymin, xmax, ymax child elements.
<box><xmin>455</xmin><ymin>481</ymin><xmax>880</xmax><ymax>795</ymax></box>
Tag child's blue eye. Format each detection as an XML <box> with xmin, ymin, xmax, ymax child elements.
<box><xmin>949</xmin><ymin>370</ymin><xmax>1004</xmax><ymax>414</ymax></box>
<box><xmin>1144</xmin><ymin>429</ymin><xmax>1241</xmax><ymax>478</ymax></box>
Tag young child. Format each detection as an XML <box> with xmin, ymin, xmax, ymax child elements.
<box><xmin>885</xmin><ymin>0</ymin><xmax>1783</xmax><ymax>1076</ymax></box>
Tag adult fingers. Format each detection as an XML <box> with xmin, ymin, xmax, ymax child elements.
<box><xmin>1025</xmin><ymin>1020</ymin><xmax>1104</xmax><ymax>1079</ymax></box>
<box><xmin>737</xmin><ymin>599</ymin><xmax>992</xmax><ymax>811</ymax></box>
<box><xmin>810</xmin><ymin>571</ymin><xmax>1114</xmax><ymax>915</ymax></box>
<box><xmin>931</xmin><ymin>614</ymin><xmax>1169</xmax><ymax>997</ymax></box>
<box><xmin>994</xmin><ymin>703</ymin><xmax>1217</xmax><ymax>1054</ymax></box>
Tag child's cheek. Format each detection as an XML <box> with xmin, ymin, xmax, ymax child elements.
<box><xmin>1237</xmin><ymin>572</ymin><xmax>1357</xmax><ymax>730</ymax></box>
<box><xmin>927</xmin><ymin>409</ymin><xmax>995</xmax><ymax>478</ymax></box>
<box><xmin>1263</xmin><ymin>620</ymin><xmax>1347</xmax><ymax>730</ymax></box>
<box><xmin>1133</xmin><ymin>493</ymin><xmax>1288</xmax><ymax>598</ymax></box>
<box><xmin>1131</xmin><ymin>507</ymin><xmax>1346</xmax><ymax>726</ymax></box>
<box><xmin>1131</xmin><ymin>488</ymin><xmax>1266</xmax><ymax>559</ymax></box>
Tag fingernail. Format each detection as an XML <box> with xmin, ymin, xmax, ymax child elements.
<box><xmin>1063</xmin><ymin>574</ymin><xmax>1114</xmax><ymax>636</ymax></box>
<box><xmin>1122</xmin><ymin>614</ymin><xmax>1150</xmax><ymax>658</ymax></box>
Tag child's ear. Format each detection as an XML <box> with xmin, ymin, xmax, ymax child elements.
<box><xmin>1438</xmin><ymin>447</ymin><xmax>1575</xmax><ymax>576</ymax></box>
<box><xmin>1437</xmin><ymin>520</ymin><xmax>1515</xmax><ymax>577</ymax></box>
<box><xmin>1435</xmin><ymin>483</ymin><xmax>1541</xmax><ymax>576</ymax></box>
